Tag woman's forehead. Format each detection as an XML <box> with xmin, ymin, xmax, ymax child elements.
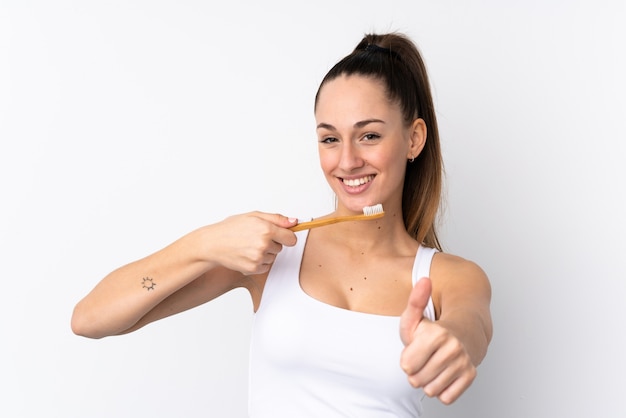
<box><xmin>315</xmin><ymin>75</ymin><xmax>400</xmax><ymax>124</ymax></box>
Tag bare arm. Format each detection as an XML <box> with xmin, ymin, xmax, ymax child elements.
<box><xmin>399</xmin><ymin>253</ymin><xmax>492</xmax><ymax>404</ymax></box>
<box><xmin>431</xmin><ymin>253</ymin><xmax>493</xmax><ymax>365</ymax></box>
<box><xmin>118</xmin><ymin>266</ymin><xmax>251</xmax><ymax>335</ymax></box>
<box><xmin>71</xmin><ymin>212</ymin><xmax>298</xmax><ymax>339</ymax></box>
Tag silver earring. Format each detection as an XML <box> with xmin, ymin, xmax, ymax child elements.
<box><xmin>408</xmin><ymin>156</ymin><xmax>415</xmax><ymax>163</ymax></box>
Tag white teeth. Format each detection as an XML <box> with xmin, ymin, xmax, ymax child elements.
<box><xmin>343</xmin><ymin>175</ymin><xmax>373</xmax><ymax>187</ymax></box>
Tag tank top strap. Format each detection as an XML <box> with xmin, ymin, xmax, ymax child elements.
<box><xmin>411</xmin><ymin>245</ymin><xmax>438</xmax><ymax>321</ymax></box>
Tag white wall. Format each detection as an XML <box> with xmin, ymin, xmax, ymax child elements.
<box><xmin>1</xmin><ymin>1</ymin><xmax>624</xmax><ymax>417</ymax></box>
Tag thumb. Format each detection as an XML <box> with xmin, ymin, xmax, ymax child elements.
<box><xmin>399</xmin><ymin>277</ymin><xmax>432</xmax><ymax>346</ymax></box>
<box><xmin>276</xmin><ymin>214</ymin><xmax>299</xmax><ymax>228</ymax></box>
<box><xmin>256</xmin><ymin>212</ymin><xmax>299</xmax><ymax>228</ymax></box>
<box><xmin>252</xmin><ymin>212</ymin><xmax>298</xmax><ymax>247</ymax></box>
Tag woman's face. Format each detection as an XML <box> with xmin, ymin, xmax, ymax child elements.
<box><xmin>315</xmin><ymin>75</ymin><xmax>422</xmax><ymax>215</ymax></box>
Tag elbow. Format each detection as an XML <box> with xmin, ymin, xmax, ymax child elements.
<box><xmin>71</xmin><ymin>301</ymin><xmax>137</xmax><ymax>339</ymax></box>
<box><xmin>70</xmin><ymin>303</ymin><xmax>106</xmax><ymax>339</ymax></box>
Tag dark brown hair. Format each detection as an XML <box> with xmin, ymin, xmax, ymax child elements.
<box><xmin>314</xmin><ymin>32</ymin><xmax>443</xmax><ymax>250</ymax></box>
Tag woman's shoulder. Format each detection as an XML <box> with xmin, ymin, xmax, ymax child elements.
<box><xmin>430</xmin><ymin>251</ymin><xmax>490</xmax><ymax>296</ymax></box>
<box><xmin>429</xmin><ymin>251</ymin><xmax>491</xmax><ymax>319</ymax></box>
<box><xmin>432</xmin><ymin>251</ymin><xmax>487</xmax><ymax>278</ymax></box>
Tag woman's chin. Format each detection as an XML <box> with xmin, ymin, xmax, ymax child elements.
<box><xmin>336</xmin><ymin>200</ymin><xmax>378</xmax><ymax>214</ymax></box>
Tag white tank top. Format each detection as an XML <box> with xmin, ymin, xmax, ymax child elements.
<box><xmin>248</xmin><ymin>230</ymin><xmax>437</xmax><ymax>417</ymax></box>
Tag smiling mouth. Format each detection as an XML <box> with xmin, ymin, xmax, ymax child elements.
<box><xmin>341</xmin><ymin>175</ymin><xmax>374</xmax><ymax>187</ymax></box>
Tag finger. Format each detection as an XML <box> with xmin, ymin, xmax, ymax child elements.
<box><xmin>253</xmin><ymin>212</ymin><xmax>298</xmax><ymax>247</ymax></box>
<box><xmin>253</xmin><ymin>212</ymin><xmax>299</xmax><ymax>229</ymax></box>
<box><xmin>425</xmin><ymin>366</ymin><xmax>477</xmax><ymax>405</ymax></box>
<box><xmin>399</xmin><ymin>318</ymin><xmax>437</xmax><ymax>375</ymax></box>
<box><xmin>265</xmin><ymin>240</ymin><xmax>284</xmax><ymax>256</ymax></box>
<box><xmin>403</xmin><ymin>334</ymin><xmax>452</xmax><ymax>387</ymax></box>
<box><xmin>273</xmin><ymin>226</ymin><xmax>298</xmax><ymax>247</ymax></box>
<box><xmin>405</xmin><ymin>331</ymin><xmax>476</xmax><ymax>399</ymax></box>
<box><xmin>399</xmin><ymin>276</ymin><xmax>432</xmax><ymax>346</ymax></box>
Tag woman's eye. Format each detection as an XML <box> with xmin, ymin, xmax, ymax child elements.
<box><xmin>320</xmin><ymin>137</ymin><xmax>338</xmax><ymax>144</ymax></box>
<box><xmin>363</xmin><ymin>133</ymin><xmax>381</xmax><ymax>141</ymax></box>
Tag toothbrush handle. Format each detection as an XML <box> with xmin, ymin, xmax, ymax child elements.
<box><xmin>289</xmin><ymin>212</ymin><xmax>384</xmax><ymax>232</ymax></box>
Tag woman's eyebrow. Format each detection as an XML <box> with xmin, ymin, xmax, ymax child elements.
<box><xmin>316</xmin><ymin>119</ymin><xmax>386</xmax><ymax>130</ymax></box>
<box><xmin>354</xmin><ymin>118</ymin><xmax>385</xmax><ymax>128</ymax></box>
<box><xmin>316</xmin><ymin>122</ymin><xmax>336</xmax><ymax>131</ymax></box>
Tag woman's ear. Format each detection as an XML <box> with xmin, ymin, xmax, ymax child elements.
<box><xmin>407</xmin><ymin>118</ymin><xmax>427</xmax><ymax>160</ymax></box>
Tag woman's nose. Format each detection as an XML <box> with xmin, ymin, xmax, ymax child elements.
<box><xmin>338</xmin><ymin>142</ymin><xmax>365</xmax><ymax>171</ymax></box>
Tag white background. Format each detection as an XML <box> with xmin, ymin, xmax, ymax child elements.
<box><xmin>1</xmin><ymin>1</ymin><xmax>625</xmax><ymax>417</ymax></box>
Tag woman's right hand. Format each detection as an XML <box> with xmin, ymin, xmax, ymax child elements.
<box><xmin>201</xmin><ymin>212</ymin><xmax>298</xmax><ymax>275</ymax></box>
<box><xmin>71</xmin><ymin>211</ymin><xmax>298</xmax><ymax>338</ymax></box>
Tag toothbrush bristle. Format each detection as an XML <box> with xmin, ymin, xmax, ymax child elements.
<box><xmin>363</xmin><ymin>204</ymin><xmax>384</xmax><ymax>216</ymax></box>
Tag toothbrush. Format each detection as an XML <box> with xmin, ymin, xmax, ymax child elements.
<box><xmin>289</xmin><ymin>204</ymin><xmax>385</xmax><ymax>232</ymax></box>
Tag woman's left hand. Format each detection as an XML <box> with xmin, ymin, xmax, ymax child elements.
<box><xmin>399</xmin><ymin>277</ymin><xmax>477</xmax><ymax>405</ymax></box>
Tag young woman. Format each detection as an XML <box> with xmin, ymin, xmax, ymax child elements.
<box><xmin>72</xmin><ymin>32</ymin><xmax>492</xmax><ymax>417</ymax></box>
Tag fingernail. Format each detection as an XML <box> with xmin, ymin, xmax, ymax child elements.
<box><xmin>288</xmin><ymin>218</ymin><xmax>298</xmax><ymax>223</ymax></box>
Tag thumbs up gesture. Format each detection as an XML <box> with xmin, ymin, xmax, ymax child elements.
<box><xmin>399</xmin><ymin>277</ymin><xmax>477</xmax><ymax>405</ymax></box>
